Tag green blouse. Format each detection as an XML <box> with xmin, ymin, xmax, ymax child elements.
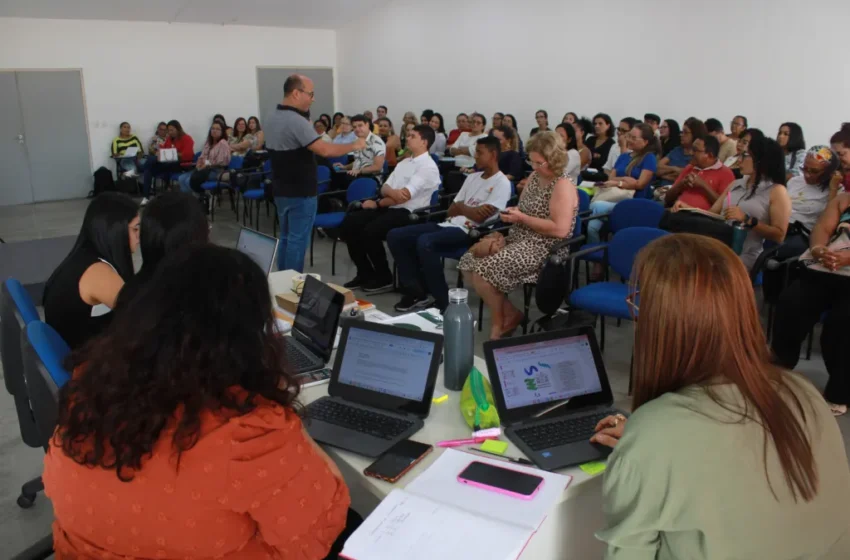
<box><xmin>596</xmin><ymin>374</ymin><xmax>850</xmax><ymax>559</ymax></box>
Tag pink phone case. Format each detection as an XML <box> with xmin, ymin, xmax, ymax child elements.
<box><xmin>457</xmin><ymin>461</ymin><xmax>544</xmax><ymax>500</ymax></box>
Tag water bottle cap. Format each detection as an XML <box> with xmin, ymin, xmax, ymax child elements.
<box><xmin>448</xmin><ymin>288</ymin><xmax>468</xmax><ymax>303</ymax></box>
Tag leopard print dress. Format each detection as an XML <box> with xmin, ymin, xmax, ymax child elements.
<box><xmin>458</xmin><ymin>172</ymin><xmax>577</xmax><ymax>293</ymax></box>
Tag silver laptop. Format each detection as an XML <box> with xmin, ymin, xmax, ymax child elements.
<box><xmin>305</xmin><ymin>321</ymin><xmax>443</xmax><ymax>457</ymax></box>
<box><xmin>282</xmin><ymin>275</ymin><xmax>344</xmax><ymax>374</ymax></box>
<box><xmin>236</xmin><ymin>227</ymin><xmax>278</xmax><ymax>275</ymax></box>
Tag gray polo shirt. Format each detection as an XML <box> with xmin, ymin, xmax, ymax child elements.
<box><xmin>264</xmin><ymin>104</ymin><xmax>321</xmax><ymax>197</ymax></box>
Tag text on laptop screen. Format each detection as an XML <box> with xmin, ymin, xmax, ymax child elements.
<box><xmin>236</xmin><ymin>228</ymin><xmax>277</xmax><ymax>274</ymax></box>
<box><xmin>491</xmin><ymin>334</ymin><xmax>602</xmax><ymax>410</ymax></box>
<box><xmin>337</xmin><ymin>327</ymin><xmax>435</xmax><ymax>401</ymax></box>
<box><xmin>294</xmin><ymin>278</ymin><xmax>342</xmax><ymax>351</ymax></box>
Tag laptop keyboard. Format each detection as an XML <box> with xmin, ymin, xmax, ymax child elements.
<box><xmin>515</xmin><ymin>411</ymin><xmax>613</xmax><ymax>451</ymax></box>
<box><xmin>307</xmin><ymin>400</ymin><xmax>413</xmax><ymax>440</ymax></box>
<box><xmin>283</xmin><ymin>338</ymin><xmax>320</xmax><ymax>372</ymax></box>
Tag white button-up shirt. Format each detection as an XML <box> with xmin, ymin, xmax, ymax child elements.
<box><xmin>384</xmin><ymin>152</ymin><xmax>441</xmax><ymax>212</ymax></box>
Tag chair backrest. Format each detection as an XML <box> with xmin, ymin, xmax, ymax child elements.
<box><xmin>193</xmin><ymin>151</ymin><xmax>201</xmax><ymax>162</ymax></box>
<box><xmin>0</xmin><ymin>280</ymin><xmax>42</xmax><ymax>446</ymax></box>
<box><xmin>328</xmin><ymin>155</ymin><xmax>348</xmax><ymax>167</ymax></box>
<box><xmin>430</xmin><ymin>153</ymin><xmax>440</xmax><ymax>167</ymax></box>
<box><xmin>22</xmin><ymin>322</ymin><xmax>68</xmax><ymax>450</ymax></box>
<box><xmin>609</xmin><ymin>198</ymin><xmax>665</xmax><ymax>233</ymax></box>
<box><xmin>347</xmin><ymin>177</ymin><xmax>379</xmax><ymax>203</ymax></box>
<box><xmin>317</xmin><ymin>165</ymin><xmax>331</xmax><ymax>185</ymax></box>
<box><xmin>429</xmin><ymin>189</ymin><xmax>440</xmax><ymax>207</ymax></box>
<box><xmin>576</xmin><ymin>188</ymin><xmax>591</xmax><ymax>214</ymax></box>
<box><xmin>608</xmin><ymin>227</ymin><xmax>668</xmax><ymax>279</ymax></box>
<box><xmin>263</xmin><ymin>159</ymin><xmax>272</xmax><ymax>174</ymax></box>
<box><xmin>229</xmin><ymin>155</ymin><xmax>244</xmax><ymax>170</ymax></box>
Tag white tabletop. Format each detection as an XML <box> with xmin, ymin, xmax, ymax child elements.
<box><xmin>269</xmin><ymin>270</ymin><xmax>607</xmax><ymax>558</ymax></box>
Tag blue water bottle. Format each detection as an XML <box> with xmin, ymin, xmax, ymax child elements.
<box><xmin>443</xmin><ymin>288</ymin><xmax>474</xmax><ymax>391</ymax></box>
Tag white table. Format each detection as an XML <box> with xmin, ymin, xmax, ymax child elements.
<box><xmin>268</xmin><ymin>271</ymin><xmax>607</xmax><ymax>558</ymax></box>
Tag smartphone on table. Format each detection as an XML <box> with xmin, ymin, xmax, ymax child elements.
<box><xmin>457</xmin><ymin>460</ymin><xmax>544</xmax><ymax>500</ymax></box>
<box><xmin>363</xmin><ymin>440</ymin><xmax>433</xmax><ymax>483</ymax></box>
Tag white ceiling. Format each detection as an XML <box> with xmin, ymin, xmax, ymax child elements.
<box><xmin>0</xmin><ymin>0</ymin><xmax>392</xmax><ymax>30</ymax></box>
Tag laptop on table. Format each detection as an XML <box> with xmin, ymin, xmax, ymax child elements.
<box><xmin>236</xmin><ymin>226</ymin><xmax>278</xmax><ymax>276</ymax></box>
<box><xmin>282</xmin><ymin>275</ymin><xmax>345</xmax><ymax>374</ymax></box>
<box><xmin>483</xmin><ymin>326</ymin><xmax>625</xmax><ymax>471</ymax></box>
<box><xmin>305</xmin><ymin>321</ymin><xmax>443</xmax><ymax>457</ymax></box>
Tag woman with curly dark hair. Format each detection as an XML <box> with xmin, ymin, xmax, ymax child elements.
<box><xmin>43</xmin><ymin>245</ymin><xmax>351</xmax><ymax>559</ymax></box>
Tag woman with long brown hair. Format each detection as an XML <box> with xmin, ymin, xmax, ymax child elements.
<box><xmin>592</xmin><ymin>234</ymin><xmax>850</xmax><ymax>559</ymax></box>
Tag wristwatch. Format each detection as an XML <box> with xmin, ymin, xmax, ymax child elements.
<box><xmin>747</xmin><ymin>215</ymin><xmax>759</xmax><ymax>228</ymax></box>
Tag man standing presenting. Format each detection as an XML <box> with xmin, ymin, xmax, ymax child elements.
<box><xmin>265</xmin><ymin>74</ymin><xmax>364</xmax><ymax>272</ymax></box>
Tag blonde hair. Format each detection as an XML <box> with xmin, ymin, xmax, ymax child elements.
<box><xmin>527</xmin><ymin>131</ymin><xmax>567</xmax><ymax>177</ymax></box>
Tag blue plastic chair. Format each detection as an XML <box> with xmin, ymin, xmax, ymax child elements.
<box><xmin>311</xmin><ymin>177</ymin><xmax>379</xmax><ymax>274</ymax></box>
<box><xmin>568</xmin><ymin>227</ymin><xmax>668</xmax><ymax>351</ymax></box>
<box><xmin>1</xmin><ymin>278</ymin><xmax>40</xmax><ymax>446</ymax></box>
<box><xmin>317</xmin><ymin>165</ymin><xmax>331</xmax><ymax>194</ymax></box>
<box><xmin>25</xmin><ymin>321</ymin><xmax>71</xmax><ymax>389</ymax></box>
<box><xmin>201</xmin><ymin>155</ymin><xmax>245</xmax><ymax>222</ymax></box>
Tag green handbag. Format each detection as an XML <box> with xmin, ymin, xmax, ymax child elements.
<box><xmin>460</xmin><ymin>366</ymin><xmax>500</xmax><ymax>430</ymax></box>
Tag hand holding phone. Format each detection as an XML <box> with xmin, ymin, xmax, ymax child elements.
<box><xmin>457</xmin><ymin>460</ymin><xmax>544</xmax><ymax>500</ymax></box>
<box><xmin>364</xmin><ymin>440</ymin><xmax>433</xmax><ymax>483</ymax></box>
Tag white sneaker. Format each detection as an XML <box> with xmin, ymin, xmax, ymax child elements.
<box><xmin>140</xmin><ymin>197</ymin><xmax>150</xmax><ymax>206</ymax></box>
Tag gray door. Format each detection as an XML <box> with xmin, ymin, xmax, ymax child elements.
<box><xmin>16</xmin><ymin>71</ymin><xmax>92</xmax><ymax>202</ymax></box>
<box><xmin>0</xmin><ymin>72</ymin><xmax>34</xmax><ymax>206</ymax></box>
<box><xmin>257</xmin><ymin>67</ymin><xmax>334</xmax><ymax>125</ymax></box>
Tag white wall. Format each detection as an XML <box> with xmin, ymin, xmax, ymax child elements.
<box><xmin>338</xmin><ymin>0</ymin><xmax>850</xmax><ymax>147</ymax></box>
<box><xmin>0</xmin><ymin>17</ymin><xmax>336</xmax><ymax>173</ymax></box>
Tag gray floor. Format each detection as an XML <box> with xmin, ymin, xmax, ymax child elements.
<box><xmin>1</xmin><ymin>198</ymin><xmax>848</xmax><ymax>557</ymax></box>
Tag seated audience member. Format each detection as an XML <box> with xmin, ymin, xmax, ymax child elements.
<box><xmin>529</xmin><ymin>109</ymin><xmax>550</xmax><ymax>138</ymax></box>
<box><xmin>420</xmin><ymin>109</ymin><xmax>435</xmax><ymax>126</ymax></box>
<box><xmin>363</xmin><ymin>110</ymin><xmax>379</xmax><ymax>134</ymax></box>
<box><xmin>340</xmin><ymin>125</ymin><xmax>441</xmax><ymax>293</ymax></box>
<box><xmin>555</xmin><ymin>123</ymin><xmax>581</xmax><ymax>183</ymax></box>
<box><xmin>730</xmin><ymin>114</ymin><xmax>748</xmax><ymax>140</ymax></box>
<box><xmin>142</xmin><ymin>119</ymin><xmax>195</xmax><ymax>205</ymax></box>
<box><xmin>331</xmin><ymin>114</ymin><xmax>386</xmax><ymax>191</ymax></box>
<box><xmin>727</xmin><ymin>128</ymin><xmax>766</xmax><ymax>172</ymax></box>
<box><xmin>586</xmin><ymin>113</ymin><xmax>616</xmax><ymax>172</ymax></box>
<box><xmin>778</xmin><ymin>122</ymin><xmax>806</xmax><ymax>181</ymax></box>
<box><xmin>247</xmin><ymin>116</ymin><xmax>264</xmax><ymax>149</ymax></box>
<box><xmin>592</xmin><ymin>234</ymin><xmax>850</xmax><ymax>557</ymax></box>
<box><xmin>213</xmin><ymin>114</ymin><xmax>230</xmax><ymax>137</ymax></box>
<box><xmin>665</xmin><ymin>136</ymin><xmax>736</xmax><ymax>210</ymax></box>
<box><xmin>388</xmin><ymin>137</ymin><xmax>511</xmax><ymax>312</ymax></box>
<box><xmin>229</xmin><ymin>117</ymin><xmax>256</xmax><ymax>156</ymax></box>
<box><xmin>563</xmin><ymin>112</ymin><xmax>578</xmax><ymax>125</ymax></box>
<box><xmin>116</xmin><ymin>192</ymin><xmax>209</xmax><ymax>308</ymax></box>
<box><xmin>329</xmin><ymin>112</ymin><xmax>344</xmax><ymax>138</ymax></box>
<box><xmin>503</xmin><ymin>114</ymin><xmax>524</xmax><ymax>156</ymax></box>
<box><xmin>148</xmin><ymin>121</ymin><xmax>168</xmax><ymax>157</ymax></box>
<box><xmin>111</xmin><ymin>122</ymin><xmax>144</xmax><ymax>177</ymax></box>
<box><xmin>705</xmin><ymin>118</ymin><xmax>738</xmax><ymax>163</ymax></box>
<box><xmin>573</xmin><ymin>117</ymin><xmax>593</xmax><ymax>168</ymax></box>
<box><xmin>429</xmin><ymin>113</ymin><xmax>448</xmax><ymax>155</ymax></box>
<box><xmin>643</xmin><ymin>113</ymin><xmax>661</xmax><ymax>136</ymax></box>
<box><xmin>659</xmin><ymin>118</ymin><xmax>680</xmax><ymax>157</ymax></box>
<box><xmin>832</xmin><ymin>123</ymin><xmax>850</xmax><ymax>191</ymax></box>
<box><xmin>314</xmin><ymin>119</ymin><xmax>332</xmax><ymax>143</ymax></box>
<box><xmin>333</xmin><ymin>116</ymin><xmax>357</xmax><ymax>144</ymax></box>
<box><xmin>400</xmin><ymin>111</ymin><xmax>418</xmax><ymax>147</ymax></box>
<box><xmin>581</xmin><ymin>117</ymin><xmax>634</xmax><ymax>183</ymax></box>
<box><xmin>178</xmin><ymin>122</ymin><xmax>231</xmax><ymax>197</ymax></box>
<box><xmin>376</xmin><ymin>105</ymin><xmax>387</xmax><ymax>119</ymax></box>
<box><xmin>377</xmin><ymin>117</ymin><xmax>401</xmax><ymax>169</ymax></box>
<box><xmin>43</xmin><ymin>193</ymin><xmax>139</xmax><ymax>350</ymax></box>
<box><xmin>459</xmin><ymin>131</ymin><xmax>578</xmax><ymax>340</ymax></box>
<box><xmin>657</xmin><ymin>117</ymin><xmax>706</xmax><ymax>183</ymax></box>
<box><xmin>447</xmin><ymin>112</ymin><xmax>469</xmax><ymax>146</ymax></box>
<box><xmin>491</xmin><ymin>112</ymin><xmax>504</xmax><ymax>131</ymax></box>
<box><xmin>44</xmin><ymin>246</ymin><xmax>352</xmax><ymax>559</ymax></box>
<box><xmin>772</xmin><ymin>189</ymin><xmax>850</xmax><ymax>416</ymax></box>
<box><xmin>450</xmin><ymin>113</ymin><xmax>488</xmax><ymax>168</ymax></box>
<box><xmin>397</xmin><ymin>122</ymin><xmax>416</xmax><ymax>162</ymax></box>
<box><xmin>492</xmin><ymin>125</ymin><xmax>523</xmax><ymax>181</ymax></box>
<box><xmin>785</xmin><ymin>146</ymin><xmax>842</xmax><ymax>232</ymax></box>
<box><xmin>707</xmin><ymin>137</ymin><xmax>791</xmax><ymax>271</ymax></box>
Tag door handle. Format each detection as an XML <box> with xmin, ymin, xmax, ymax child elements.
<box><xmin>16</xmin><ymin>134</ymin><xmax>24</xmax><ymax>144</ymax></box>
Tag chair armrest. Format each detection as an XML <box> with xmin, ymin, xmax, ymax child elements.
<box><xmin>577</xmin><ymin>209</ymin><xmax>593</xmax><ymax>218</ymax></box>
<box><xmin>548</xmin><ymin>235</ymin><xmax>586</xmax><ymax>256</ymax></box>
<box><xmin>566</xmin><ymin>243</ymin><xmax>608</xmax><ymax>262</ymax></box>
<box><xmin>469</xmin><ymin>223</ymin><xmax>510</xmax><ymax>240</ymax></box>
<box><xmin>346</xmin><ymin>196</ymin><xmax>381</xmax><ymax>211</ymax></box>
<box><xmin>582</xmin><ymin>211</ymin><xmax>612</xmax><ymax>223</ymax></box>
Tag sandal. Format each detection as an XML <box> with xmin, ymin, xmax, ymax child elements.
<box><xmin>827</xmin><ymin>401</ymin><xmax>848</xmax><ymax>416</ymax></box>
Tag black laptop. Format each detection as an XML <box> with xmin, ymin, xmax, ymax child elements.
<box><xmin>483</xmin><ymin>326</ymin><xmax>626</xmax><ymax>471</ymax></box>
<box><xmin>283</xmin><ymin>275</ymin><xmax>345</xmax><ymax>374</ymax></box>
<box><xmin>304</xmin><ymin>321</ymin><xmax>443</xmax><ymax>457</ymax></box>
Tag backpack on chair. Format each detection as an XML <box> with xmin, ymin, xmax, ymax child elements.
<box><xmin>91</xmin><ymin>166</ymin><xmax>115</xmax><ymax>197</ymax></box>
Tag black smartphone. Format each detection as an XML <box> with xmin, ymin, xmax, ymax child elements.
<box><xmin>457</xmin><ymin>461</ymin><xmax>544</xmax><ymax>500</ymax></box>
<box><xmin>363</xmin><ymin>440</ymin><xmax>433</xmax><ymax>483</ymax></box>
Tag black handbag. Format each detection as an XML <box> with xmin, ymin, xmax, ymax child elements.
<box><xmin>658</xmin><ymin>209</ymin><xmax>734</xmax><ymax>247</ymax></box>
<box><xmin>535</xmin><ymin>254</ymin><xmax>573</xmax><ymax>316</ymax></box>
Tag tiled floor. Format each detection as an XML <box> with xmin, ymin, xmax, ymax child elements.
<box><xmin>0</xmin><ymin>196</ymin><xmax>848</xmax><ymax>557</ymax></box>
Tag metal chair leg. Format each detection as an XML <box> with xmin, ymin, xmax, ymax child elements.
<box><xmin>331</xmin><ymin>239</ymin><xmax>337</xmax><ymax>276</ymax></box>
<box><xmin>310</xmin><ymin>229</ymin><xmax>315</xmax><ymax>267</ymax></box>
<box><xmin>18</xmin><ymin>476</ymin><xmax>43</xmax><ymax>509</ymax></box>
<box><xmin>478</xmin><ymin>299</ymin><xmax>484</xmax><ymax>332</ymax></box>
<box><xmin>628</xmin><ymin>349</ymin><xmax>634</xmax><ymax>395</ymax></box>
<box><xmin>522</xmin><ymin>284</ymin><xmax>532</xmax><ymax>334</ymax></box>
<box><xmin>805</xmin><ymin>326</ymin><xmax>814</xmax><ymax>360</ymax></box>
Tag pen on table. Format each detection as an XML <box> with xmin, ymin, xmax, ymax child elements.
<box><xmin>436</xmin><ymin>435</ymin><xmax>498</xmax><ymax>448</ymax></box>
<box><xmin>466</xmin><ymin>447</ymin><xmax>534</xmax><ymax>466</ymax></box>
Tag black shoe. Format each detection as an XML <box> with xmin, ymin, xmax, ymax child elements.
<box><xmin>394</xmin><ymin>295</ymin><xmax>435</xmax><ymax>312</ymax></box>
<box><xmin>363</xmin><ymin>277</ymin><xmax>395</xmax><ymax>294</ymax></box>
<box><xmin>343</xmin><ymin>276</ymin><xmax>366</xmax><ymax>289</ymax></box>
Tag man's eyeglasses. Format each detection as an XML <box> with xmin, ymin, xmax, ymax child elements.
<box><xmin>298</xmin><ymin>89</ymin><xmax>315</xmax><ymax>99</ymax></box>
<box><xmin>617</xmin><ymin>127</ymin><xmax>630</xmax><ymax>134</ymax></box>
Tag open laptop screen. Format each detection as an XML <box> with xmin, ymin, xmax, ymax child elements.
<box><xmin>491</xmin><ymin>334</ymin><xmax>602</xmax><ymax>410</ymax></box>
<box><xmin>336</xmin><ymin>326</ymin><xmax>435</xmax><ymax>401</ymax></box>
<box><xmin>236</xmin><ymin>227</ymin><xmax>277</xmax><ymax>275</ymax></box>
<box><xmin>293</xmin><ymin>276</ymin><xmax>343</xmax><ymax>359</ymax></box>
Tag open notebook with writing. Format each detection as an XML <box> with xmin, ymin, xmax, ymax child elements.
<box><xmin>341</xmin><ymin>449</ymin><xmax>572</xmax><ymax>560</ymax></box>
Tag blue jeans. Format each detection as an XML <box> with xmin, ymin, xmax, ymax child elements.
<box><xmin>386</xmin><ymin>222</ymin><xmax>471</xmax><ymax>310</ymax></box>
<box><xmin>587</xmin><ymin>200</ymin><xmax>617</xmax><ymax>245</ymax></box>
<box><xmin>179</xmin><ymin>168</ymin><xmax>221</xmax><ymax>194</ymax></box>
<box><xmin>275</xmin><ymin>196</ymin><xmax>318</xmax><ymax>273</ymax></box>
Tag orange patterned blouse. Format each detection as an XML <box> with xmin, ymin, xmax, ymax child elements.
<box><xmin>43</xmin><ymin>396</ymin><xmax>350</xmax><ymax>559</ymax></box>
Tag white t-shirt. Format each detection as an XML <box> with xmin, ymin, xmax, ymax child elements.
<box><xmin>439</xmin><ymin>171</ymin><xmax>512</xmax><ymax>232</ymax></box>
<box><xmin>453</xmin><ymin>132</ymin><xmax>487</xmax><ymax>167</ymax></box>
<box><xmin>565</xmin><ymin>149</ymin><xmax>581</xmax><ymax>183</ymax></box>
<box><xmin>604</xmin><ymin>144</ymin><xmax>626</xmax><ymax>172</ymax></box>
<box><xmin>383</xmin><ymin>152</ymin><xmax>441</xmax><ymax>212</ymax></box>
<box><xmin>787</xmin><ymin>175</ymin><xmax>831</xmax><ymax>231</ymax></box>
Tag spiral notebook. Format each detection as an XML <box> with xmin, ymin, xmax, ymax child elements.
<box><xmin>340</xmin><ymin>449</ymin><xmax>571</xmax><ymax>560</ymax></box>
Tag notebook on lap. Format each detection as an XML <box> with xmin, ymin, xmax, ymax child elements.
<box><xmin>282</xmin><ymin>275</ymin><xmax>344</xmax><ymax>374</ymax></box>
<box><xmin>483</xmin><ymin>326</ymin><xmax>625</xmax><ymax>471</ymax></box>
<box><xmin>305</xmin><ymin>321</ymin><xmax>443</xmax><ymax>457</ymax></box>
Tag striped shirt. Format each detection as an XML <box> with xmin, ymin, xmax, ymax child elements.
<box><xmin>111</xmin><ymin>135</ymin><xmax>143</xmax><ymax>156</ymax></box>
<box><xmin>352</xmin><ymin>132</ymin><xmax>386</xmax><ymax>173</ymax></box>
